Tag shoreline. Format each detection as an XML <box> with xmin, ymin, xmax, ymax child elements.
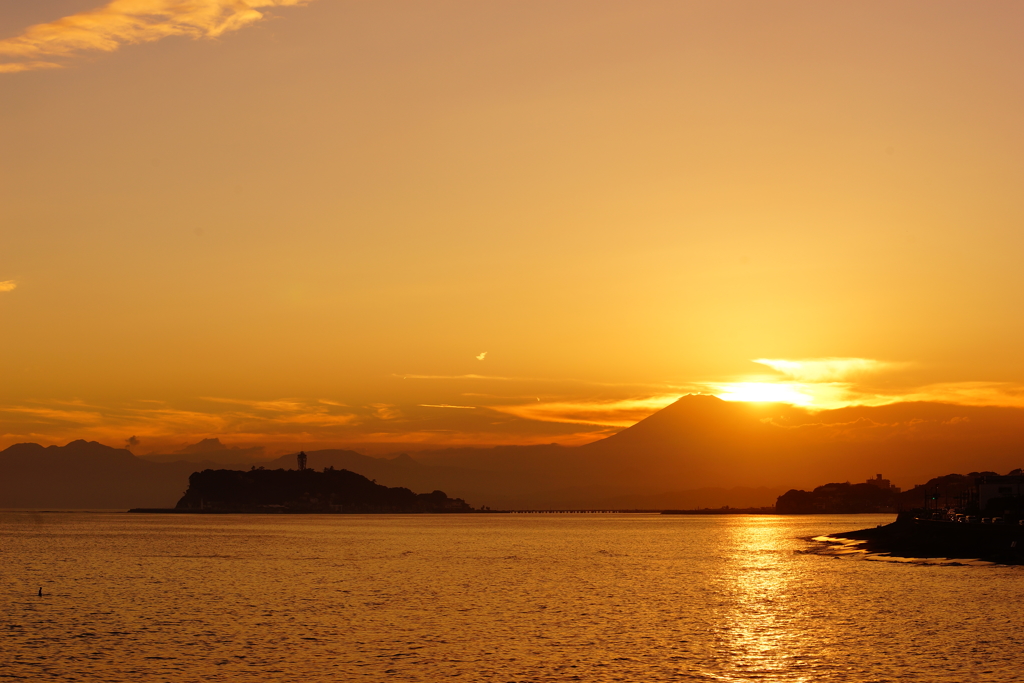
<box><xmin>126</xmin><ymin>507</ymin><xmax>888</xmax><ymax>515</ymax></box>
<box><xmin>834</xmin><ymin>512</ymin><xmax>1024</xmax><ymax>564</ymax></box>
<box><xmin>128</xmin><ymin>507</ymin><xmax>664</xmax><ymax>514</ymax></box>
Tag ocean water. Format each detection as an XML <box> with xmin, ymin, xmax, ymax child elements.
<box><xmin>2</xmin><ymin>512</ymin><xmax>1021</xmax><ymax>682</ymax></box>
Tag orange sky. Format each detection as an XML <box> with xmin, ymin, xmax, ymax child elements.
<box><xmin>2</xmin><ymin>1</ymin><xmax>1024</xmax><ymax>454</ymax></box>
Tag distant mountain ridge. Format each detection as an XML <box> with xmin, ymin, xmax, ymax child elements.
<box><xmin>0</xmin><ymin>440</ymin><xmax>196</xmax><ymax>508</ymax></box>
<box><xmin>4</xmin><ymin>395</ymin><xmax>1024</xmax><ymax>509</ymax></box>
<box><xmin>139</xmin><ymin>437</ymin><xmax>266</xmax><ymax>464</ymax></box>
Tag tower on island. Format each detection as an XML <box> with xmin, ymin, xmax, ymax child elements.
<box><xmin>297</xmin><ymin>451</ymin><xmax>307</xmax><ymax>471</ymax></box>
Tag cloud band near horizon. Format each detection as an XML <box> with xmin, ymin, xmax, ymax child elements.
<box><xmin>0</xmin><ymin>0</ymin><xmax>312</xmax><ymax>73</ymax></box>
<box><xmin>5</xmin><ymin>381</ymin><xmax>1024</xmax><ymax>456</ymax></box>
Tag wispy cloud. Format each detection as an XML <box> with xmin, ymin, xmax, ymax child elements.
<box><xmin>702</xmin><ymin>357</ymin><xmax>897</xmax><ymax>410</ymax></box>
<box><xmin>0</xmin><ymin>0</ymin><xmax>311</xmax><ymax>73</ymax></box>
<box><xmin>752</xmin><ymin>357</ymin><xmax>897</xmax><ymax>382</ymax></box>
<box><xmin>893</xmin><ymin>382</ymin><xmax>1024</xmax><ymax>408</ymax></box>
<box><xmin>2</xmin><ymin>405</ymin><xmax>106</xmax><ymax>425</ymax></box>
<box><xmin>397</xmin><ymin>373</ymin><xmax>518</xmax><ymax>381</ymax></box>
<box><xmin>0</xmin><ymin>392</ymin><xmax>633</xmax><ymax>453</ymax></box>
<box><xmin>394</xmin><ymin>373</ymin><xmax>687</xmax><ymax>391</ymax></box>
<box><xmin>476</xmin><ymin>352</ymin><xmax>487</xmax><ymax>361</ymax></box>
<box><xmin>0</xmin><ymin>281</ymin><xmax>16</xmax><ymax>292</ymax></box>
<box><xmin>371</xmin><ymin>404</ymin><xmax>403</xmax><ymax>421</ymax></box>
<box><xmin>0</xmin><ymin>396</ymin><xmax>358</xmax><ymax>452</ymax></box>
<box><xmin>0</xmin><ymin>62</ymin><xmax>63</xmax><ymax>74</ymax></box>
<box><xmin>419</xmin><ymin>404</ymin><xmax>477</xmax><ymax>410</ymax></box>
<box><xmin>701</xmin><ymin>358</ymin><xmax>1024</xmax><ymax>411</ymax></box>
<box><xmin>199</xmin><ymin>397</ymin><xmax>316</xmax><ymax>413</ymax></box>
<box><xmin>494</xmin><ymin>395</ymin><xmax>682</xmax><ymax>427</ymax></box>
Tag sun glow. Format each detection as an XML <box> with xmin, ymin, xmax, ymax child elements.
<box><xmin>704</xmin><ymin>357</ymin><xmax>899</xmax><ymax>410</ymax></box>
<box><xmin>711</xmin><ymin>382</ymin><xmax>815</xmax><ymax>406</ymax></box>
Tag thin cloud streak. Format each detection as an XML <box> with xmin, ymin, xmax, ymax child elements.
<box><xmin>494</xmin><ymin>396</ymin><xmax>682</xmax><ymax>427</ymax></box>
<box><xmin>0</xmin><ymin>0</ymin><xmax>312</xmax><ymax>73</ymax></box>
<box><xmin>0</xmin><ymin>62</ymin><xmax>62</xmax><ymax>73</ymax></box>
<box><xmin>0</xmin><ymin>281</ymin><xmax>17</xmax><ymax>292</ymax></box>
<box><xmin>199</xmin><ymin>396</ymin><xmax>318</xmax><ymax>413</ymax></box>
<box><xmin>420</xmin><ymin>404</ymin><xmax>477</xmax><ymax>410</ymax></box>
<box><xmin>395</xmin><ymin>372</ymin><xmax>695</xmax><ymax>391</ymax></box>
<box><xmin>895</xmin><ymin>382</ymin><xmax>1024</xmax><ymax>408</ymax></box>
<box><xmin>2</xmin><ymin>406</ymin><xmax>105</xmax><ymax>425</ymax></box>
<box><xmin>397</xmin><ymin>373</ymin><xmax>521</xmax><ymax>381</ymax></box>
<box><xmin>753</xmin><ymin>357</ymin><xmax>898</xmax><ymax>382</ymax></box>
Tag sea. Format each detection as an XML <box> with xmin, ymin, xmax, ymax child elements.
<box><xmin>2</xmin><ymin>512</ymin><xmax>1021</xmax><ymax>682</ymax></box>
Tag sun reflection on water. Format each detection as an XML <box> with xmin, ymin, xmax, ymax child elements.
<box><xmin>703</xmin><ymin>516</ymin><xmax>818</xmax><ymax>682</ymax></box>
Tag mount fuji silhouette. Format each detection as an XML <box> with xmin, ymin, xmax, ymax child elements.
<box><xmin>409</xmin><ymin>394</ymin><xmax>1024</xmax><ymax>507</ymax></box>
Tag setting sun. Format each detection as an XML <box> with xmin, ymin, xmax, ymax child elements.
<box><xmin>712</xmin><ymin>382</ymin><xmax>815</xmax><ymax>406</ymax></box>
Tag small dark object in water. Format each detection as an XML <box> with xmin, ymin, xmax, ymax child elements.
<box><xmin>37</xmin><ymin>587</ymin><xmax>42</xmax><ymax>597</ymax></box>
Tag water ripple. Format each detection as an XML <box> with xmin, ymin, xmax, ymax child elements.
<box><xmin>1</xmin><ymin>512</ymin><xmax>1021</xmax><ymax>681</ymax></box>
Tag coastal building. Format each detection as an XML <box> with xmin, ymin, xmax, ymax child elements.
<box><xmin>976</xmin><ymin>474</ymin><xmax>1024</xmax><ymax>512</ymax></box>
<box><xmin>864</xmin><ymin>474</ymin><xmax>901</xmax><ymax>494</ymax></box>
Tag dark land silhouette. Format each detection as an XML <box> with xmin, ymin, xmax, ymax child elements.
<box><xmin>777</xmin><ymin>480</ymin><xmax>902</xmax><ymax>514</ymax></box>
<box><xmin>173</xmin><ymin>463</ymin><xmax>471</xmax><ymax>513</ymax></box>
<box><xmin>837</xmin><ymin>511</ymin><xmax>1024</xmax><ymax>564</ymax></box>
<box><xmin>0</xmin><ymin>440</ymin><xmax>202</xmax><ymax>509</ymax></box>
<box><xmin>4</xmin><ymin>395</ymin><xmax>1024</xmax><ymax>509</ymax></box>
<box><xmin>794</xmin><ymin>469</ymin><xmax>1024</xmax><ymax>562</ymax></box>
<box><xmin>777</xmin><ymin>470</ymin><xmax>1020</xmax><ymax>514</ymax></box>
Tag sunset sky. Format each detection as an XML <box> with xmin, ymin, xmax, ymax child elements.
<box><xmin>2</xmin><ymin>1</ymin><xmax>1024</xmax><ymax>454</ymax></box>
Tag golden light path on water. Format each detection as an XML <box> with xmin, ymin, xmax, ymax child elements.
<box><xmin>710</xmin><ymin>517</ymin><xmax>815</xmax><ymax>682</ymax></box>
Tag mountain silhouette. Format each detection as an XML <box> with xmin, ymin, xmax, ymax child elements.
<box><xmin>411</xmin><ymin>395</ymin><xmax>1024</xmax><ymax>505</ymax></box>
<box><xmin>0</xmin><ymin>440</ymin><xmax>197</xmax><ymax>508</ymax></box>
<box><xmin>4</xmin><ymin>395</ymin><xmax>1024</xmax><ymax>509</ymax></box>
<box><xmin>139</xmin><ymin>437</ymin><xmax>266</xmax><ymax>465</ymax></box>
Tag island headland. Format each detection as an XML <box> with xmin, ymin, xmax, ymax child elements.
<box><xmin>149</xmin><ymin>454</ymin><xmax>473</xmax><ymax>513</ymax></box>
